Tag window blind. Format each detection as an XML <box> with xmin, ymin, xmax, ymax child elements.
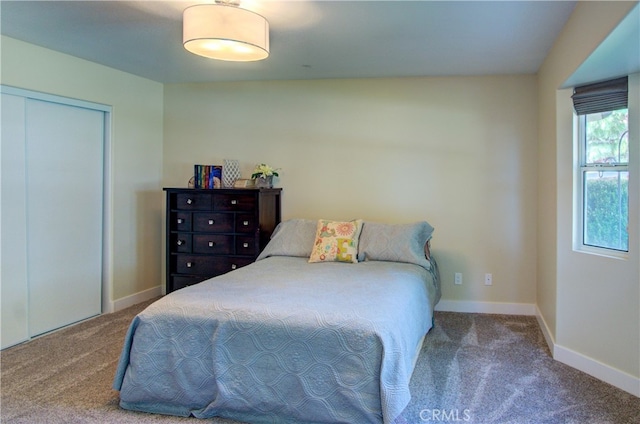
<box><xmin>572</xmin><ymin>76</ymin><xmax>628</xmax><ymax>115</ymax></box>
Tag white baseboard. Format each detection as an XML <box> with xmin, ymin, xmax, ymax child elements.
<box><xmin>435</xmin><ymin>300</ymin><xmax>536</xmax><ymax>315</ymax></box>
<box><xmin>535</xmin><ymin>306</ymin><xmax>639</xmax><ymax>397</ymax></box>
<box><xmin>534</xmin><ymin>305</ymin><xmax>556</xmax><ymax>356</ymax></box>
<box><xmin>554</xmin><ymin>344</ymin><xmax>640</xmax><ymax>397</ymax></box>
<box><xmin>111</xmin><ymin>285</ymin><xmax>162</xmax><ymax>312</ymax></box>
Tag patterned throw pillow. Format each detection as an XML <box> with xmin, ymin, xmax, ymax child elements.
<box><xmin>309</xmin><ymin>219</ymin><xmax>364</xmax><ymax>264</ymax></box>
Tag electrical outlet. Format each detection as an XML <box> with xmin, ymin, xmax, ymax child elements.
<box><xmin>454</xmin><ymin>272</ymin><xmax>462</xmax><ymax>285</ymax></box>
<box><xmin>485</xmin><ymin>273</ymin><xmax>493</xmax><ymax>286</ymax></box>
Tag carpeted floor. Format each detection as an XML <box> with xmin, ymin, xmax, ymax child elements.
<box><xmin>1</xmin><ymin>298</ymin><xmax>638</xmax><ymax>424</ymax></box>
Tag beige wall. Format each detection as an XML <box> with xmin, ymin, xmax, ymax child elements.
<box><xmin>537</xmin><ymin>1</ymin><xmax>639</xmax><ymax>382</ymax></box>
<box><xmin>1</xmin><ymin>36</ymin><xmax>164</xmax><ymax>305</ymax></box>
<box><xmin>164</xmin><ymin>75</ymin><xmax>538</xmax><ymax>305</ymax></box>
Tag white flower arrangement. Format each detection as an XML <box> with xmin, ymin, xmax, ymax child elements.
<box><xmin>251</xmin><ymin>163</ymin><xmax>280</xmax><ymax>179</ymax></box>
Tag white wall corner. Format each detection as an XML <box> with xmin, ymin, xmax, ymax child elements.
<box><xmin>435</xmin><ymin>300</ymin><xmax>536</xmax><ymax>316</ymax></box>
<box><xmin>111</xmin><ymin>285</ymin><xmax>162</xmax><ymax>313</ymax></box>
<box><xmin>535</xmin><ymin>305</ymin><xmax>556</xmax><ymax>357</ymax></box>
<box><xmin>554</xmin><ymin>344</ymin><xmax>640</xmax><ymax>397</ymax></box>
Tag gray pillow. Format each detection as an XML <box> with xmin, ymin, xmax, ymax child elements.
<box><xmin>357</xmin><ymin>221</ymin><xmax>434</xmax><ymax>269</ymax></box>
<box><xmin>256</xmin><ymin>219</ymin><xmax>317</xmax><ymax>260</ymax></box>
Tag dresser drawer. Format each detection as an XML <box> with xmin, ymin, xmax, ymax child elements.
<box><xmin>170</xmin><ymin>212</ymin><xmax>191</xmax><ymax>231</ymax></box>
<box><xmin>170</xmin><ymin>275</ymin><xmax>209</xmax><ymax>291</ymax></box>
<box><xmin>170</xmin><ymin>233</ymin><xmax>192</xmax><ymax>253</ymax></box>
<box><xmin>236</xmin><ymin>213</ymin><xmax>258</xmax><ymax>233</ymax></box>
<box><xmin>193</xmin><ymin>213</ymin><xmax>234</xmax><ymax>232</ymax></box>
<box><xmin>175</xmin><ymin>192</ymin><xmax>212</xmax><ymax>210</ymax></box>
<box><xmin>175</xmin><ymin>255</ymin><xmax>221</xmax><ymax>275</ymax></box>
<box><xmin>175</xmin><ymin>255</ymin><xmax>254</xmax><ymax>275</ymax></box>
<box><xmin>236</xmin><ymin>236</ymin><xmax>258</xmax><ymax>255</ymax></box>
<box><xmin>214</xmin><ymin>194</ymin><xmax>256</xmax><ymax>211</ymax></box>
<box><xmin>222</xmin><ymin>257</ymin><xmax>255</xmax><ymax>272</ymax></box>
<box><xmin>193</xmin><ymin>234</ymin><xmax>234</xmax><ymax>254</ymax></box>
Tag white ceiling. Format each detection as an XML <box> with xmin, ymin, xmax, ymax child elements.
<box><xmin>0</xmin><ymin>0</ymin><xmax>581</xmax><ymax>83</ymax></box>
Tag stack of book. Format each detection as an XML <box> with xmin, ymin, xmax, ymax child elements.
<box><xmin>194</xmin><ymin>165</ymin><xmax>222</xmax><ymax>189</ymax></box>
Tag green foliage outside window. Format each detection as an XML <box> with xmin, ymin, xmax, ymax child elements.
<box><xmin>584</xmin><ymin>175</ymin><xmax>628</xmax><ymax>251</ymax></box>
<box><xmin>585</xmin><ymin>109</ymin><xmax>628</xmax><ymax>164</ymax></box>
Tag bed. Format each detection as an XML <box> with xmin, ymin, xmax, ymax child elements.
<box><xmin>113</xmin><ymin>219</ymin><xmax>440</xmax><ymax>424</ymax></box>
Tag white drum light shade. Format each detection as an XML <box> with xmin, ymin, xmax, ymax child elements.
<box><xmin>183</xmin><ymin>4</ymin><xmax>269</xmax><ymax>61</ymax></box>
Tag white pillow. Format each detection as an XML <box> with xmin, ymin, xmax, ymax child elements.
<box><xmin>256</xmin><ymin>219</ymin><xmax>317</xmax><ymax>260</ymax></box>
<box><xmin>357</xmin><ymin>221</ymin><xmax>434</xmax><ymax>269</ymax></box>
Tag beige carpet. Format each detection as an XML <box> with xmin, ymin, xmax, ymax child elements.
<box><xmin>1</xmin><ymin>298</ymin><xmax>638</xmax><ymax>423</ymax></box>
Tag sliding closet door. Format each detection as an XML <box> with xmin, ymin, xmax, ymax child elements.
<box><xmin>1</xmin><ymin>93</ymin><xmax>29</xmax><ymax>348</ymax></box>
<box><xmin>26</xmin><ymin>99</ymin><xmax>104</xmax><ymax>336</ymax></box>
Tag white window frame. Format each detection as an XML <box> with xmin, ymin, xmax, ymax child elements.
<box><xmin>575</xmin><ymin>111</ymin><xmax>629</xmax><ymax>259</ymax></box>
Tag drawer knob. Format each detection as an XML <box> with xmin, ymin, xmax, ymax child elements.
<box><xmin>186</xmin><ymin>198</ymin><xmax>193</xmax><ymax>205</ymax></box>
<box><xmin>243</xmin><ymin>220</ymin><xmax>249</xmax><ymax>226</ymax></box>
<box><xmin>208</xmin><ymin>241</ymin><xmax>216</xmax><ymax>247</ymax></box>
<box><xmin>186</xmin><ymin>261</ymin><xmax>193</xmax><ymax>268</ymax></box>
<box><xmin>177</xmin><ymin>218</ymin><xmax>183</xmax><ymax>224</ymax></box>
<box><xmin>208</xmin><ymin>219</ymin><xmax>215</xmax><ymax>225</ymax></box>
<box><xmin>231</xmin><ymin>199</ymin><xmax>238</xmax><ymax>205</ymax></box>
<box><xmin>177</xmin><ymin>239</ymin><xmax>184</xmax><ymax>246</ymax></box>
<box><xmin>231</xmin><ymin>264</ymin><xmax>237</xmax><ymax>270</ymax></box>
<box><xmin>243</xmin><ymin>242</ymin><xmax>249</xmax><ymax>248</ymax></box>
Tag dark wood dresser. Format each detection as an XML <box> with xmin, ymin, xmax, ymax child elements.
<box><xmin>164</xmin><ymin>188</ymin><xmax>282</xmax><ymax>293</ymax></box>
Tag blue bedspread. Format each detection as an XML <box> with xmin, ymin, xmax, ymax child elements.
<box><xmin>113</xmin><ymin>256</ymin><xmax>440</xmax><ymax>424</ymax></box>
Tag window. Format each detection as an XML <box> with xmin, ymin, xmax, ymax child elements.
<box><xmin>579</xmin><ymin>110</ymin><xmax>629</xmax><ymax>251</ymax></box>
<box><xmin>573</xmin><ymin>77</ymin><xmax>629</xmax><ymax>252</ymax></box>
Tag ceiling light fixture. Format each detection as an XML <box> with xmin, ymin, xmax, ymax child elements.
<box><xmin>183</xmin><ymin>1</ymin><xmax>269</xmax><ymax>62</ymax></box>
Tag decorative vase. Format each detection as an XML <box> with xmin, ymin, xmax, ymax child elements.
<box><xmin>254</xmin><ymin>175</ymin><xmax>273</xmax><ymax>188</ymax></box>
<box><xmin>222</xmin><ymin>159</ymin><xmax>241</xmax><ymax>188</ymax></box>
